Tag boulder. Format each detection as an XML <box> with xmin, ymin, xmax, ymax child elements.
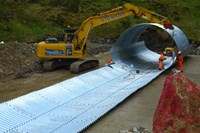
<box><xmin>153</xmin><ymin>73</ymin><xmax>200</xmax><ymax>133</ymax></box>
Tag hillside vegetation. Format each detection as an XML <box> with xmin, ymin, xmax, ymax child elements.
<box><xmin>0</xmin><ymin>0</ymin><xmax>199</xmax><ymax>42</ymax></box>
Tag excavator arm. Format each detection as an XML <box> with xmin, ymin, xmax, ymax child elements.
<box><xmin>72</xmin><ymin>3</ymin><xmax>173</xmax><ymax>51</ymax></box>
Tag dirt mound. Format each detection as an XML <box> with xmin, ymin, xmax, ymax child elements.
<box><xmin>0</xmin><ymin>42</ymin><xmax>38</xmax><ymax>81</ymax></box>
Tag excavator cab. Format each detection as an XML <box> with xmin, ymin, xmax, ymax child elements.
<box><xmin>64</xmin><ymin>27</ymin><xmax>77</xmax><ymax>43</ymax></box>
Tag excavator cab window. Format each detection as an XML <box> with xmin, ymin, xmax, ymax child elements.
<box><xmin>65</xmin><ymin>34</ymin><xmax>74</xmax><ymax>43</ymax></box>
<box><xmin>45</xmin><ymin>38</ymin><xmax>59</xmax><ymax>43</ymax></box>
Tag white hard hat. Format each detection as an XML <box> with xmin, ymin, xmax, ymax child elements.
<box><xmin>178</xmin><ymin>51</ymin><xmax>182</xmax><ymax>54</ymax></box>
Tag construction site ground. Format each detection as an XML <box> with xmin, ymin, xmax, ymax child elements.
<box><xmin>0</xmin><ymin>50</ymin><xmax>199</xmax><ymax>132</ymax></box>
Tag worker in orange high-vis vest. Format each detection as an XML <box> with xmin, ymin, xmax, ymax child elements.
<box><xmin>177</xmin><ymin>51</ymin><xmax>184</xmax><ymax>72</ymax></box>
<box><xmin>158</xmin><ymin>52</ymin><xmax>165</xmax><ymax>70</ymax></box>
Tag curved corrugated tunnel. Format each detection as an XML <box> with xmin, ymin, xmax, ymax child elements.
<box><xmin>110</xmin><ymin>23</ymin><xmax>192</xmax><ymax>69</ymax></box>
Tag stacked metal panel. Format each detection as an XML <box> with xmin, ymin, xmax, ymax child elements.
<box><xmin>0</xmin><ymin>23</ymin><xmax>191</xmax><ymax>133</ymax></box>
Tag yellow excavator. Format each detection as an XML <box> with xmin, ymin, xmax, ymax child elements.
<box><xmin>37</xmin><ymin>3</ymin><xmax>173</xmax><ymax>73</ymax></box>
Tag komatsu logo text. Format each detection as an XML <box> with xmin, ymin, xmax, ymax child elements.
<box><xmin>100</xmin><ymin>13</ymin><xmax>124</xmax><ymax>22</ymax></box>
<box><xmin>45</xmin><ymin>49</ymin><xmax>64</xmax><ymax>56</ymax></box>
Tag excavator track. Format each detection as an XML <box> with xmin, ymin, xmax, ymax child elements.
<box><xmin>43</xmin><ymin>59</ymin><xmax>77</xmax><ymax>71</ymax></box>
<box><xmin>43</xmin><ymin>60</ymin><xmax>62</xmax><ymax>71</ymax></box>
<box><xmin>70</xmin><ymin>59</ymin><xmax>99</xmax><ymax>73</ymax></box>
<box><xmin>43</xmin><ymin>61</ymin><xmax>55</xmax><ymax>71</ymax></box>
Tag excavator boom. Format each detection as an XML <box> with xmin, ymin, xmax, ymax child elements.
<box><xmin>73</xmin><ymin>3</ymin><xmax>173</xmax><ymax>51</ymax></box>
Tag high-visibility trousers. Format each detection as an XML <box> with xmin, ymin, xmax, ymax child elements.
<box><xmin>177</xmin><ymin>61</ymin><xmax>183</xmax><ymax>72</ymax></box>
<box><xmin>158</xmin><ymin>60</ymin><xmax>163</xmax><ymax>70</ymax></box>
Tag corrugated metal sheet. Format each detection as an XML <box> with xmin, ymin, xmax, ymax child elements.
<box><xmin>0</xmin><ymin>23</ymin><xmax>191</xmax><ymax>133</ymax></box>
